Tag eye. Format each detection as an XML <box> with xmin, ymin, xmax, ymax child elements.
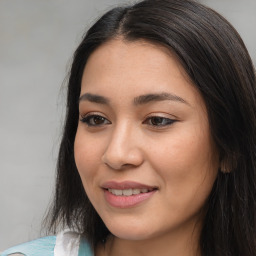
<box><xmin>80</xmin><ymin>114</ymin><xmax>111</xmax><ymax>126</ymax></box>
<box><xmin>143</xmin><ymin>116</ymin><xmax>176</xmax><ymax>127</ymax></box>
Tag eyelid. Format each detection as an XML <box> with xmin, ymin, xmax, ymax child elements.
<box><xmin>79</xmin><ymin>111</ymin><xmax>108</xmax><ymax>119</ymax></box>
<box><xmin>143</xmin><ymin>112</ymin><xmax>178</xmax><ymax>121</ymax></box>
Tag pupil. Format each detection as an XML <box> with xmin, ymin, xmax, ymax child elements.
<box><xmin>94</xmin><ymin>116</ymin><xmax>104</xmax><ymax>124</ymax></box>
<box><xmin>152</xmin><ymin>117</ymin><xmax>163</xmax><ymax>125</ymax></box>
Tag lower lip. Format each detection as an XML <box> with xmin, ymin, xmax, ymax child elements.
<box><xmin>104</xmin><ymin>189</ymin><xmax>156</xmax><ymax>208</ymax></box>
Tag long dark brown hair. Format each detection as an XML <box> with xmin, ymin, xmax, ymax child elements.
<box><xmin>45</xmin><ymin>0</ymin><xmax>256</xmax><ymax>255</ymax></box>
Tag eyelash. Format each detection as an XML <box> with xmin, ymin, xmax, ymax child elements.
<box><xmin>143</xmin><ymin>116</ymin><xmax>176</xmax><ymax>127</ymax></box>
<box><xmin>80</xmin><ymin>114</ymin><xmax>111</xmax><ymax>126</ymax></box>
<box><xmin>80</xmin><ymin>114</ymin><xmax>176</xmax><ymax>128</ymax></box>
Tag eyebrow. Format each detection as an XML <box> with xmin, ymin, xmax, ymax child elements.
<box><xmin>133</xmin><ymin>92</ymin><xmax>189</xmax><ymax>106</ymax></box>
<box><xmin>79</xmin><ymin>92</ymin><xmax>189</xmax><ymax>106</ymax></box>
<box><xmin>79</xmin><ymin>93</ymin><xmax>110</xmax><ymax>104</ymax></box>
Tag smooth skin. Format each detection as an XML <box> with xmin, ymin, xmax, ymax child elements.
<box><xmin>74</xmin><ymin>39</ymin><xmax>219</xmax><ymax>256</ymax></box>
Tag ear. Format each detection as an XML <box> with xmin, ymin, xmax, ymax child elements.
<box><xmin>219</xmin><ymin>153</ymin><xmax>238</xmax><ymax>173</ymax></box>
<box><xmin>220</xmin><ymin>158</ymin><xmax>231</xmax><ymax>173</ymax></box>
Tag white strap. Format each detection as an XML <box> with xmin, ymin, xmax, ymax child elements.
<box><xmin>54</xmin><ymin>230</ymin><xmax>80</xmax><ymax>256</ymax></box>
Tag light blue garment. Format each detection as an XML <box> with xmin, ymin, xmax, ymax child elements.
<box><xmin>78</xmin><ymin>237</ymin><xmax>93</xmax><ymax>256</ymax></box>
<box><xmin>1</xmin><ymin>236</ymin><xmax>56</xmax><ymax>256</ymax></box>
<box><xmin>1</xmin><ymin>236</ymin><xmax>93</xmax><ymax>256</ymax></box>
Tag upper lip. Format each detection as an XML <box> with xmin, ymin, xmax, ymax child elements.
<box><xmin>101</xmin><ymin>181</ymin><xmax>158</xmax><ymax>190</ymax></box>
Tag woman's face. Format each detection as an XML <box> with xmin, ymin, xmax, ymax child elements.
<box><xmin>74</xmin><ymin>39</ymin><xmax>219</xmax><ymax>241</ymax></box>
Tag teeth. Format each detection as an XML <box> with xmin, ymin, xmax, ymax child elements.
<box><xmin>123</xmin><ymin>189</ymin><xmax>132</xmax><ymax>196</ymax></box>
<box><xmin>132</xmin><ymin>189</ymin><xmax>140</xmax><ymax>195</ymax></box>
<box><xmin>113</xmin><ymin>189</ymin><xmax>122</xmax><ymax>196</ymax></box>
<box><xmin>108</xmin><ymin>188</ymin><xmax>151</xmax><ymax>196</ymax></box>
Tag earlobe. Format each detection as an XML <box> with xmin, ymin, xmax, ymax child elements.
<box><xmin>219</xmin><ymin>153</ymin><xmax>238</xmax><ymax>173</ymax></box>
<box><xmin>220</xmin><ymin>159</ymin><xmax>231</xmax><ymax>173</ymax></box>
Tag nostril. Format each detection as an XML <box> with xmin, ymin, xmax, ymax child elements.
<box><xmin>102</xmin><ymin>152</ymin><xmax>144</xmax><ymax>170</ymax></box>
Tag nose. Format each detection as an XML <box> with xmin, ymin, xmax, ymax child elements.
<box><xmin>101</xmin><ymin>123</ymin><xmax>144</xmax><ymax>170</ymax></box>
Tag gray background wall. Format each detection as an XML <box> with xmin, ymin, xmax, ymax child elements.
<box><xmin>0</xmin><ymin>0</ymin><xmax>255</xmax><ymax>251</ymax></box>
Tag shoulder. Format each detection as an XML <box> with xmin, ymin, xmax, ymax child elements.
<box><xmin>1</xmin><ymin>230</ymin><xmax>93</xmax><ymax>256</ymax></box>
<box><xmin>1</xmin><ymin>236</ymin><xmax>56</xmax><ymax>256</ymax></box>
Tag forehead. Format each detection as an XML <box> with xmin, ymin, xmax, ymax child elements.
<box><xmin>80</xmin><ymin>39</ymin><xmax>203</xmax><ymax>108</ymax></box>
<box><xmin>82</xmin><ymin>39</ymin><xmax>186</xmax><ymax>81</ymax></box>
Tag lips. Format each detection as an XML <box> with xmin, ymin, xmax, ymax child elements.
<box><xmin>102</xmin><ymin>181</ymin><xmax>158</xmax><ymax>208</ymax></box>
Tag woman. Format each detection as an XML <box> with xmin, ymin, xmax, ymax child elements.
<box><xmin>2</xmin><ymin>0</ymin><xmax>256</xmax><ymax>255</ymax></box>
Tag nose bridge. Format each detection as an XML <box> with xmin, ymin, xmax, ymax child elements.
<box><xmin>102</xmin><ymin>120</ymin><xmax>143</xmax><ymax>169</ymax></box>
<box><xmin>111</xmin><ymin>120</ymin><xmax>132</xmax><ymax>148</ymax></box>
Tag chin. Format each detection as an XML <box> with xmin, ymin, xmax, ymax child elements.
<box><xmin>105</xmin><ymin>221</ymin><xmax>157</xmax><ymax>241</ymax></box>
<box><xmin>111</xmin><ymin>230</ymin><xmax>153</xmax><ymax>241</ymax></box>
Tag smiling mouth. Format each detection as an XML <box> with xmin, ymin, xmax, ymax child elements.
<box><xmin>102</xmin><ymin>181</ymin><xmax>158</xmax><ymax>207</ymax></box>
<box><xmin>107</xmin><ymin>188</ymin><xmax>155</xmax><ymax>196</ymax></box>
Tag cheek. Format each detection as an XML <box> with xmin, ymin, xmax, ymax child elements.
<box><xmin>74</xmin><ymin>130</ymin><xmax>100</xmax><ymax>189</ymax></box>
<box><xmin>74</xmin><ymin>134</ymin><xmax>103</xmax><ymax>211</ymax></box>
<box><xmin>148</xmin><ymin>126</ymin><xmax>218</xmax><ymax>205</ymax></box>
